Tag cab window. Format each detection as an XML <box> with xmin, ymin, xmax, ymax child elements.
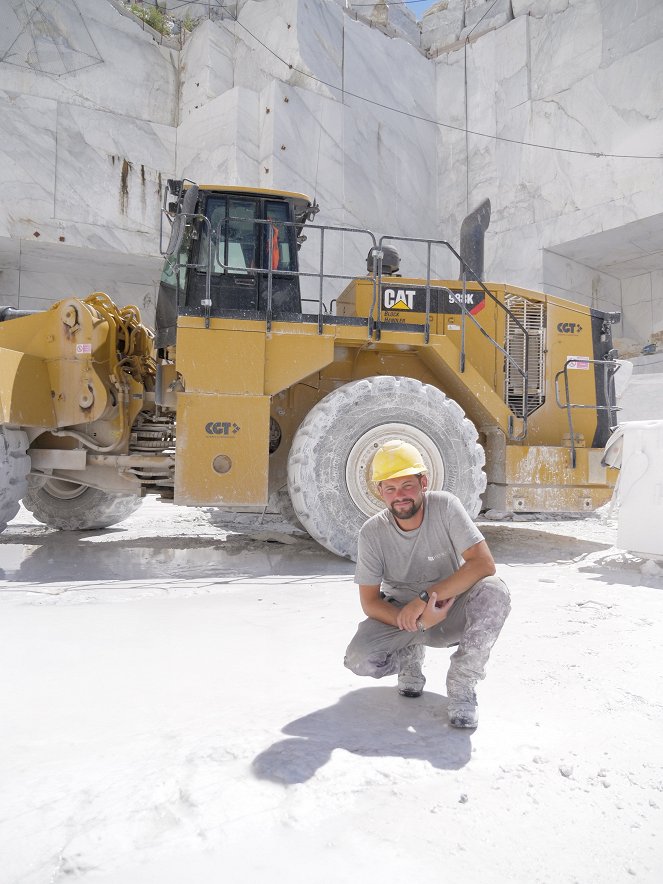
<box><xmin>264</xmin><ymin>201</ymin><xmax>293</xmax><ymax>271</ymax></box>
<box><xmin>198</xmin><ymin>195</ymin><xmax>296</xmax><ymax>275</ymax></box>
<box><xmin>198</xmin><ymin>196</ymin><xmax>258</xmax><ymax>275</ymax></box>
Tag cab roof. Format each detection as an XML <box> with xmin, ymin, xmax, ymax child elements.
<box><xmin>193</xmin><ymin>184</ymin><xmax>314</xmax><ymax>219</ymax></box>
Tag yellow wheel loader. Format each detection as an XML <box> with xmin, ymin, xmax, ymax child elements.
<box><xmin>0</xmin><ymin>182</ymin><xmax>620</xmax><ymax>558</ymax></box>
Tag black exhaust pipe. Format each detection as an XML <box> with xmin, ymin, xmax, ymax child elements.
<box><xmin>459</xmin><ymin>198</ymin><xmax>491</xmax><ymax>282</ymax></box>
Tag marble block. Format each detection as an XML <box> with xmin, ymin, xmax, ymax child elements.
<box><xmin>0</xmin><ymin>0</ymin><xmax>179</xmax><ymax>126</ymax></box>
<box><xmin>15</xmin><ymin>239</ymin><xmax>163</xmax><ymax>325</ymax></box>
<box><xmin>542</xmin><ymin>250</ymin><xmax>623</xmax><ymax>316</ymax></box>
<box><xmin>0</xmin><ymin>238</ymin><xmax>20</xmax><ymax>303</ymax></box>
<box><xmin>621</xmin><ymin>271</ymin><xmax>663</xmax><ymax>347</ymax></box>
<box><xmin>179</xmin><ymin>19</ymin><xmax>235</xmax><ymax>119</ymax></box>
<box><xmin>350</xmin><ymin>1</ymin><xmax>420</xmax><ymax>44</ymax></box>
<box><xmin>528</xmin><ymin>3</ymin><xmax>602</xmax><ymax>100</ymax></box>
<box><xmin>233</xmin><ymin>0</ymin><xmax>343</xmax><ymax>99</ymax></box>
<box><xmin>493</xmin><ymin>16</ymin><xmax>529</xmax><ymax>109</ymax></box>
<box><xmin>258</xmin><ymin>82</ymin><xmax>343</xmax><ymax>218</ymax></box>
<box><xmin>596</xmin><ymin>0</ymin><xmax>663</xmax><ymax>66</ymax></box>
<box><xmin>421</xmin><ymin>1</ymin><xmax>466</xmax><ymax>55</ymax></box>
<box><xmin>54</xmin><ymin>103</ymin><xmax>175</xmax><ymax>239</ymax></box>
<box><xmin>178</xmin><ymin>88</ymin><xmax>260</xmax><ymax>184</ymax></box>
<box><xmin>343</xmin><ymin>15</ymin><xmax>434</xmax><ymax>120</ymax></box>
<box><xmin>512</xmin><ymin>0</ymin><xmax>569</xmax><ymax>17</ymax></box>
<box><xmin>0</xmin><ymin>91</ymin><xmax>57</xmax><ymax>239</ymax></box>
<box><xmin>459</xmin><ymin>0</ymin><xmax>512</xmax><ymax>42</ymax></box>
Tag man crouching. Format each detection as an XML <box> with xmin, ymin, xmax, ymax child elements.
<box><xmin>344</xmin><ymin>439</ymin><xmax>511</xmax><ymax>728</ymax></box>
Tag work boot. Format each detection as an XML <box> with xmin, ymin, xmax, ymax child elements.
<box><xmin>397</xmin><ymin>643</ymin><xmax>426</xmax><ymax>698</ymax></box>
<box><xmin>444</xmin><ymin>576</ymin><xmax>510</xmax><ymax>727</ymax></box>
<box><xmin>447</xmin><ymin>688</ymin><xmax>478</xmax><ymax>728</ymax></box>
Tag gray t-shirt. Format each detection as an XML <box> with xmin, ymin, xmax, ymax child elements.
<box><xmin>354</xmin><ymin>491</ymin><xmax>484</xmax><ymax>603</ymax></box>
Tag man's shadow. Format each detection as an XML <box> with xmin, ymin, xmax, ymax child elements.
<box><xmin>252</xmin><ymin>686</ymin><xmax>472</xmax><ymax>785</ymax></box>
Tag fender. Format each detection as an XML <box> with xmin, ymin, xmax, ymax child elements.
<box><xmin>0</xmin><ymin>347</ymin><xmax>56</xmax><ymax>427</ymax></box>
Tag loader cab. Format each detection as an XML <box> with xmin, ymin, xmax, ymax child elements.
<box><xmin>155</xmin><ymin>184</ymin><xmax>316</xmax><ymax>349</ymax></box>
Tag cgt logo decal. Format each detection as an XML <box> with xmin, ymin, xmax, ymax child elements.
<box><xmin>205</xmin><ymin>421</ymin><xmax>240</xmax><ymax>435</ymax></box>
<box><xmin>557</xmin><ymin>322</ymin><xmax>583</xmax><ymax>334</ymax></box>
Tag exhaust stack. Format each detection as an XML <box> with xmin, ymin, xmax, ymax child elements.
<box><xmin>459</xmin><ymin>198</ymin><xmax>491</xmax><ymax>282</ymax></box>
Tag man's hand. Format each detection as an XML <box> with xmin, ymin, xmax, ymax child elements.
<box><xmin>418</xmin><ymin>592</ymin><xmax>456</xmax><ymax>630</ymax></box>
<box><xmin>396</xmin><ymin>597</ymin><xmax>427</xmax><ymax>632</ymax></box>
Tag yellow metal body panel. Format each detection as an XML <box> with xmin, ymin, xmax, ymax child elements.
<box><xmin>174</xmin><ymin>318</ymin><xmax>338</xmax><ymax>505</ymax></box>
<box><xmin>0</xmin><ymin>293</ymin><xmax>154</xmax><ymax>479</ymax></box>
<box><xmin>0</xmin><ymin>349</ymin><xmax>56</xmax><ymax>426</ymax></box>
<box><xmin>176</xmin><ymin>321</ymin><xmax>266</xmax><ymax>394</ymax></box>
<box><xmin>174</xmin><ymin>392</ymin><xmax>270</xmax><ymax>505</ymax></box>
<box><xmin>0</xmin><ymin>299</ymin><xmax>113</xmax><ymax>428</ymax></box>
<box><xmin>504</xmin><ymin>446</ymin><xmax>612</xmax><ymax>487</ymax></box>
<box><xmin>484</xmin><ymin>445</ymin><xmax>617</xmax><ymax>512</ymax></box>
<box><xmin>175</xmin><ymin>318</ymin><xmax>336</xmax><ymax>397</ymax></box>
<box><xmin>489</xmin><ymin>484</ymin><xmax>614</xmax><ymax>512</ymax></box>
<box><xmin>264</xmin><ymin>324</ymin><xmax>335</xmax><ymax>394</ymax></box>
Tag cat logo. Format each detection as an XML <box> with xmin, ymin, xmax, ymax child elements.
<box><xmin>383</xmin><ymin>288</ymin><xmax>415</xmax><ymax>310</ymax></box>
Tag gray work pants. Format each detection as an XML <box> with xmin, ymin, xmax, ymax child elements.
<box><xmin>344</xmin><ymin>576</ymin><xmax>511</xmax><ymax>694</ymax></box>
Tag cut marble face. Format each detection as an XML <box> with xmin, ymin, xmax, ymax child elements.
<box><xmin>0</xmin><ymin>0</ymin><xmax>660</xmax><ymax>347</ymax></box>
<box><xmin>0</xmin><ymin>0</ymin><xmax>104</xmax><ymax>76</ymax></box>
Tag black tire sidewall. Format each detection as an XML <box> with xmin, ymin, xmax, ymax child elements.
<box><xmin>23</xmin><ymin>481</ymin><xmax>141</xmax><ymax>530</ymax></box>
<box><xmin>288</xmin><ymin>376</ymin><xmax>484</xmax><ymax>559</ymax></box>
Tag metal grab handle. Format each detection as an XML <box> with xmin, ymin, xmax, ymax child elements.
<box><xmin>554</xmin><ymin>358</ymin><xmax>621</xmax><ymax>468</ymax></box>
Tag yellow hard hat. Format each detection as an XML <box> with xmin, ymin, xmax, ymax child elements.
<box><xmin>371</xmin><ymin>439</ymin><xmax>428</xmax><ymax>483</ymax></box>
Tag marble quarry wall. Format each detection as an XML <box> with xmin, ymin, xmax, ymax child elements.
<box><xmin>0</xmin><ymin>0</ymin><xmax>661</xmax><ymax>360</ymax></box>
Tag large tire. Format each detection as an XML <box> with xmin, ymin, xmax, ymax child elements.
<box><xmin>0</xmin><ymin>428</ymin><xmax>30</xmax><ymax>532</ymax></box>
<box><xmin>287</xmin><ymin>376</ymin><xmax>486</xmax><ymax>560</ymax></box>
<box><xmin>23</xmin><ymin>478</ymin><xmax>142</xmax><ymax>530</ymax></box>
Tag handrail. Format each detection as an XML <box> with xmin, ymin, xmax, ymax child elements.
<box><xmin>377</xmin><ymin>235</ymin><xmax>530</xmax><ymax>440</ymax></box>
<box><xmin>210</xmin><ymin>217</ymin><xmax>378</xmax><ymax>334</ymax></box>
<box><xmin>554</xmin><ymin>357</ymin><xmax>621</xmax><ymax>468</ymax></box>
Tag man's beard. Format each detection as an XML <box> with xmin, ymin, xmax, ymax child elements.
<box><xmin>389</xmin><ymin>497</ymin><xmax>423</xmax><ymax>520</ymax></box>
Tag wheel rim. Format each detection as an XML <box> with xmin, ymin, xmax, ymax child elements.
<box><xmin>345</xmin><ymin>422</ymin><xmax>446</xmax><ymax>517</ymax></box>
<box><xmin>41</xmin><ymin>478</ymin><xmax>88</xmax><ymax>501</ymax></box>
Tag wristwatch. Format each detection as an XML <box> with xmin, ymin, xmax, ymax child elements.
<box><xmin>418</xmin><ymin>590</ymin><xmax>430</xmax><ymax>602</ymax></box>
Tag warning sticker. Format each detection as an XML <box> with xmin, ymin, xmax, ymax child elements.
<box><xmin>567</xmin><ymin>355</ymin><xmax>590</xmax><ymax>370</ymax></box>
<box><xmin>75</xmin><ymin>343</ymin><xmax>92</xmax><ymax>355</ymax></box>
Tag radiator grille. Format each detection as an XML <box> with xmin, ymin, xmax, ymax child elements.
<box><xmin>505</xmin><ymin>295</ymin><xmax>545</xmax><ymax>417</ymax></box>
